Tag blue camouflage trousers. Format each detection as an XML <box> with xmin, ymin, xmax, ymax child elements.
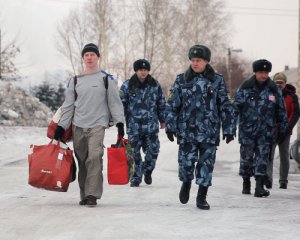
<box><xmin>129</xmin><ymin>134</ymin><xmax>160</xmax><ymax>184</ymax></box>
<box><xmin>239</xmin><ymin>143</ymin><xmax>271</xmax><ymax>177</ymax></box>
<box><xmin>178</xmin><ymin>142</ymin><xmax>216</xmax><ymax>187</ymax></box>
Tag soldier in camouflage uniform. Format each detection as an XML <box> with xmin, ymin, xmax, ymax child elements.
<box><xmin>165</xmin><ymin>45</ymin><xmax>235</xmax><ymax>210</ymax></box>
<box><xmin>234</xmin><ymin>59</ymin><xmax>288</xmax><ymax>198</ymax></box>
<box><xmin>120</xmin><ymin>59</ymin><xmax>166</xmax><ymax>187</ymax></box>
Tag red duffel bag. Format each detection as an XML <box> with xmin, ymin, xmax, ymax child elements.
<box><xmin>107</xmin><ymin>138</ymin><xmax>129</xmax><ymax>185</ymax></box>
<box><xmin>47</xmin><ymin>107</ymin><xmax>72</xmax><ymax>142</ymax></box>
<box><xmin>28</xmin><ymin>140</ymin><xmax>73</xmax><ymax>192</ymax></box>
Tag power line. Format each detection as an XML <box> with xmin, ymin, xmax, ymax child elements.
<box><xmin>226</xmin><ymin>11</ymin><xmax>297</xmax><ymax>17</ymax></box>
<box><xmin>44</xmin><ymin>0</ymin><xmax>86</xmax><ymax>4</ymax></box>
<box><xmin>43</xmin><ymin>0</ymin><xmax>299</xmax><ymax>17</ymax></box>
<box><xmin>227</xmin><ymin>6</ymin><xmax>297</xmax><ymax>13</ymax></box>
<box><xmin>0</xmin><ymin>29</ymin><xmax>2</xmax><ymax>80</ymax></box>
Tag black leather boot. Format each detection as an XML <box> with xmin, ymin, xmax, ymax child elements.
<box><xmin>254</xmin><ymin>176</ymin><xmax>270</xmax><ymax>197</ymax></box>
<box><xmin>279</xmin><ymin>182</ymin><xmax>287</xmax><ymax>189</ymax></box>
<box><xmin>264</xmin><ymin>177</ymin><xmax>272</xmax><ymax>189</ymax></box>
<box><xmin>179</xmin><ymin>181</ymin><xmax>192</xmax><ymax>204</ymax></box>
<box><xmin>242</xmin><ymin>177</ymin><xmax>251</xmax><ymax>194</ymax></box>
<box><xmin>196</xmin><ymin>185</ymin><xmax>210</xmax><ymax>210</ymax></box>
<box><xmin>144</xmin><ymin>172</ymin><xmax>152</xmax><ymax>185</ymax></box>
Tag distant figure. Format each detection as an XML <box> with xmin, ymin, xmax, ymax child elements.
<box><xmin>266</xmin><ymin>72</ymin><xmax>300</xmax><ymax>189</ymax></box>
<box><xmin>165</xmin><ymin>45</ymin><xmax>235</xmax><ymax>210</ymax></box>
<box><xmin>54</xmin><ymin>43</ymin><xmax>125</xmax><ymax>207</ymax></box>
<box><xmin>234</xmin><ymin>59</ymin><xmax>288</xmax><ymax>197</ymax></box>
<box><xmin>119</xmin><ymin>59</ymin><xmax>166</xmax><ymax>187</ymax></box>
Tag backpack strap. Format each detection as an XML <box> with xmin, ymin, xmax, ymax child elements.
<box><xmin>74</xmin><ymin>75</ymin><xmax>78</xmax><ymax>100</ymax></box>
<box><xmin>103</xmin><ymin>74</ymin><xmax>109</xmax><ymax>90</ymax></box>
<box><xmin>102</xmin><ymin>73</ymin><xmax>114</xmax><ymax>127</ymax></box>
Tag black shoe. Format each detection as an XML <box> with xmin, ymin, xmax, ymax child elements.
<box><xmin>130</xmin><ymin>181</ymin><xmax>140</xmax><ymax>187</ymax></box>
<box><xmin>196</xmin><ymin>197</ymin><xmax>210</xmax><ymax>210</ymax></box>
<box><xmin>279</xmin><ymin>183</ymin><xmax>287</xmax><ymax>189</ymax></box>
<box><xmin>179</xmin><ymin>182</ymin><xmax>192</xmax><ymax>204</ymax></box>
<box><xmin>254</xmin><ymin>176</ymin><xmax>270</xmax><ymax>198</ymax></box>
<box><xmin>264</xmin><ymin>178</ymin><xmax>272</xmax><ymax>189</ymax></box>
<box><xmin>242</xmin><ymin>177</ymin><xmax>251</xmax><ymax>194</ymax></box>
<box><xmin>196</xmin><ymin>185</ymin><xmax>210</xmax><ymax>210</ymax></box>
<box><xmin>86</xmin><ymin>195</ymin><xmax>97</xmax><ymax>207</ymax></box>
<box><xmin>254</xmin><ymin>188</ymin><xmax>270</xmax><ymax>197</ymax></box>
<box><xmin>144</xmin><ymin>173</ymin><xmax>152</xmax><ymax>185</ymax></box>
<box><xmin>79</xmin><ymin>199</ymin><xmax>87</xmax><ymax>206</ymax></box>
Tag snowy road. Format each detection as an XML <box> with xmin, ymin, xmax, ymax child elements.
<box><xmin>0</xmin><ymin>126</ymin><xmax>300</xmax><ymax>240</ymax></box>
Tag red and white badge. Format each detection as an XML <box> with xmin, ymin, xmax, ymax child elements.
<box><xmin>269</xmin><ymin>95</ymin><xmax>275</xmax><ymax>101</ymax></box>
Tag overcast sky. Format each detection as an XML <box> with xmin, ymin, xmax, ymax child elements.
<box><xmin>0</xmin><ymin>0</ymin><xmax>298</xmax><ymax>85</ymax></box>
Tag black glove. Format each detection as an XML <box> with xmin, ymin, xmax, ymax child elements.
<box><xmin>54</xmin><ymin>126</ymin><xmax>65</xmax><ymax>141</ymax></box>
<box><xmin>223</xmin><ymin>134</ymin><xmax>234</xmax><ymax>144</ymax></box>
<box><xmin>277</xmin><ymin>132</ymin><xmax>286</xmax><ymax>144</ymax></box>
<box><xmin>166</xmin><ymin>132</ymin><xmax>176</xmax><ymax>142</ymax></box>
<box><xmin>116</xmin><ymin>122</ymin><xmax>125</xmax><ymax>138</ymax></box>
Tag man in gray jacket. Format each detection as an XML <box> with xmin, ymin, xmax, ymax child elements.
<box><xmin>54</xmin><ymin>43</ymin><xmax>125</xmax><ymax>207</ymax></box>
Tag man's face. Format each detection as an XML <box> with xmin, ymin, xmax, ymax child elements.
<box><xmin>83</xmin><ymin>52</ymin><xmax>99</xmax><ymax>68</ymax></box>
<box><xmin>275</xmin><ymin>80</ymin><xmax>286</xmax><ymax>90</ymax></box>
<box><xmin>136</xmin><ymin>69</ymin><xmax>149</xmax><ymax>82</ymax></box>
<box><xmin>255</xmin><ymin>71</ymin><xmax>269</xmax><ymax>84</ymax></box>
<box><xmin>190</xmin><ymin>58</ymin><xmax>208</xmax><ymax>73</ymax></box>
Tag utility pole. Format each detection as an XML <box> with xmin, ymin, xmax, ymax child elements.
<box><xmin>227</xmin><ymin>48</ymin><xmax>242</xmax><ymax>98</ymax></box>
<box><xmin>297</xmin><ymin>0</ymin><xmax>300</xmax><ymax>140</ymax></box>
<box><xmin>0</xmin><ymin>28</ymin><xmax>2</xmax><ymax>80</ymax></box>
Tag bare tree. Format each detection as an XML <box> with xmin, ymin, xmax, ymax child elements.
<box><xmin>0</xmin><ymin>29</ymin><xmax>21</xmax><ymax>81</ymax></box>
<box><xmin>133</xmin><ymin>0</ymin><xmax>180</xmax><ymax>87</ymax></box>
<box><xmin>177</xmin><ymin>0</ymin><xmax>231</xmax><ymax>66</ymax></box>
<box><xmin>109</xmin><ymin>0</ymin><xmax>137</xmax><ymax>81</ymax></box>
<box><xmin>56</xmin><ymin>0</ymin><xmax>112</xmax><ymax>75</ymax></box>
<box><xmin>56</xmin><ymin>8</ymin><xmax>89</xmax><ymax>75</ymax></box>
<box><xmin>55</xmin><ymin>0</ymin><xmax>235</xmax><ymax>92</ymax></box>
<box><xmin>86</xmin><ymin>0</ymin><xmax>112</xmax><ymax>69</ymax></box>
<box><xmin>215</xmin><ymin>56</ymin><xmax>252</xmax><ymax>97</ymax></box>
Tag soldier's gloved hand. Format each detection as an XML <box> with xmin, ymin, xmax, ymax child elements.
<box><xmin>116</xmin><ymin>122</ymin><xmax>125</xmax><ymax>138</ymax></box>
<box><xmin>166</xmin><ymin>132</ymin><xmax>176</xmax><ymax>142</ymax></box>
<box><xmin>223</xmin><ymin>134</ymin><xmax>234</xmax><ymax>144</ymax></box>
<box><xmin>54</xmin><ymin>126</ymin><xmax>65</xmax><ymax>141</ymax></box>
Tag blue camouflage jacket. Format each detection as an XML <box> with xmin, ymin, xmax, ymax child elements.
<box><xmin>120</xmin><ymin>74</ymin><xmax>166</xmax><ymax>137</ymax></box>
<box><xmin>165</xmin><ymin>65</ymin><xmax>236</xmax><ymax>145</ymax></box>
<box><xmin>234</xmin><ymin>76</ymin><xmax>288</xmax><ymax>145</ymax></box>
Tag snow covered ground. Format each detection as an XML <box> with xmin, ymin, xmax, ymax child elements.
<box><xmin>0</xmin><ymin>126</ymin><xmax>300</xmax><ymax>240</ymax></box>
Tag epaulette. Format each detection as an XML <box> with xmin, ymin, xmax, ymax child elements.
<box><xmin>215</xmin><ymin>72</ymin><xmax>223</xmax><ymax>78</ymax></box>
<box><xmin>176</xmin><ymin>73</ymin><xmax>185</xmax><ymax>83</ymax></box>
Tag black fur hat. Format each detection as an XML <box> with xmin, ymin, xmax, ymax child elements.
<box><xmin>252</xmin><ymin>59</ymin><xmax>272</xmax><ymax>72</ymax></box>
<box><xmin>133</xmin><ymin>59</ymin><xmax>151</xmax><ymax>71</ymax></box>
<box><xmin>188</xmin><ymin>45</ymin><xmax>211</xmax><ymax>61</ymax></box>
<box><xmin>81</xmin><ymin>43</ymin><xmax>100</xmax><ymax>57</ymax></box>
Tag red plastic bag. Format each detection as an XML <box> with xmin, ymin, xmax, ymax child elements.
<box><xmin>47</xmin><ymin>107</ymin><xmax>72</xmax><ymax>142</ymax></box>
<box><xmin>28</xmin><ymin>140</ymin><xmax>73</xmax><ymax>192</ymax></box>
<box><xmin>107</xmin><ymin>138</ymin><xmax>129</xmax><ymax>185</ymax></box>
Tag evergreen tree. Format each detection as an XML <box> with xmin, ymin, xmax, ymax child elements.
<box><xmin>53</xmin><ymin>83</ymin><xmax>66</xmax><ymax>111</ymax></box>
<box><xmin>31</xmin><ymin>81</ymin><xmax>57</xmax><ymax>111</ymax></box>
